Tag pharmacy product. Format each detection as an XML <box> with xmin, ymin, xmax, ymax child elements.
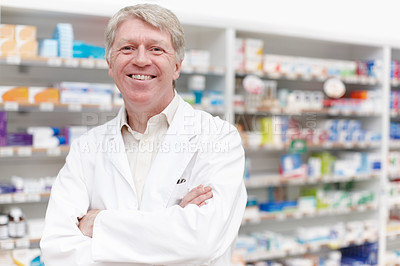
<box><xmin>0</xmin><ymin>86</ymin><xmax>29</xmax><ymax>103</ymax></box>
<box><xmin>6</xmin><ymin>133</ymin><xmax>33</xmax><ymax>146</ymax></box>
<box><xmin>0</xmin><ymin>112</ymin><xmax>6</xmax><ymax>146</ymax></box>
<box><xmin>15</xmin><ymin>25</ymin><xmax>36</xmax><ymax>41</ymax></box>
<box><xmin>8</xmin><ymin>207</ymin><xmax>26</xmax><ymax>238</ymax></box>
<box><xmin>27</xmin><ymin>127</ymin><xmax>60</xmax><ymax>137</ymax></box>
<box><xmin>0</xmin><ymin>214</ymin><xmax>9</xmax><ymax>239</ymax></box>
<box><xmin>12</xmin><ymin>249</ymin><xmax>44</xmax><ymax>266</ymax></box>
<box><xmin>33</xmin><ymin>136</ymin><xmax>66</xmax><ymax>148</ymax></box>
<box><xmin>59</xmin><ymin>82</ymin><xmax>113</xmax><ymax>105</ymax></box>
<box><xmin>29</xmin><ymin>87</ymin><xmax>59</xmax><ymax>103</ymax></box>
<box><xmin>16</xmin><ymin>39</ymin><xmax>38</xmax><ymax>57</ymax></box>
<box><xmin>188</xmin><ymin>50</ymin><xmax>210</xmax><ymax>69</ymax></box>
<box><xmin>0</xmin><ymin>24</ymin><xmax>15</xmax><ymax>39</ymax></box>
<box><xmin>53</xmin><ymin>23</ymin><xmax>74</xmax><ymax>58</ymax></box>
<box><xmin>0</xmin><ymin>39</ymin><xmax>17</xmax><ymax>56</ymax></box>
<box><xmin>38</xmin><ymin>39</ymin><xmax>58</xmax><ymax>58</ymax></box>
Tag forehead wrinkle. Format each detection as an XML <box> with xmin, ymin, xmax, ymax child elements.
<box><xmin>115</xmin><ymin>37</ymin><xmax>169</xmax><ymax>47</ymax></box>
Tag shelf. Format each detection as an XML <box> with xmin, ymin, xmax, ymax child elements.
<box><xmin>245</xmin><ymin>172</ymin><xmax>380</xmax><ymax>188</ymax></box>
<box><xmin>0</xmin><ymin>146</ymin><xmax>69</xmax><ymax>158</ymax></box>
<box><xmin>0</xmin><ymin>55</ymin><xmax>109</xmax><ymax>69</ymax></box>
<box><xmin>236</xmin><ymin>70</ymin><xmax>380</xmax><ymax>86</ymax></box>
<box><xmin>0</xmin><ymin>102</ymin><xmax>121</xmax><ymax>113</ymax></box>
<box><xmin>239</xmin><ymin>235</ymin><xmax>378</xmax><ymax>262</ymax></box>
<box><xmin>0</xmin><ymin>237</ymin><xmax>40</xmax><ymax>250</ymax></box>
<box><xmin>244</xmin><ymin>141</ymin><xmax>381</xmax><ymax>152</ymax></box>
<box><xmin>389</xmin><ymin>201</ymin><xmax>400</xmax><ymax>209</ymax></box>
<box><xmin>386</xmin><ymin>232</ymin><xmax>400</xmax><ymax>241</ymax></box>
<box><xmin>0</xmin><ymin>192</ymin><xmax>50</xmax><ymax>204</ymax></box>
<box><xmin>0</xmin><ymin>55</ymin><xmax>225</xmax><ymax>76</ymax></box>
<box><xmin>181</xmin><ymin>65</ymin><xmax>225</xmax><ymax>76</ymax></box>
<box><xmin>242</xmin><ymin>203</ymin><xmax>377</xmax><ymax>224</ymax></box>
<box><xmin>390</xmin><ymin>111</ymin><xmax>400</xmax><ymax>118</ymax></box>
<box><xmin>236</xmin><ymin>107</ymin><xmax>381</xmax><ymax>117</ymax></box>
<box><xmin>389</xmin><ymin>141</ymin><xmax>400</xmax><ymax>149</ymax></box>
<box><xmin>0</xmin><ymin>4</ymin><xmax>393</xmax><ymax>264</ymax></box>
<box><xmin>0</xmin><ymin>102</ymin><xmax>222</xmax><ymax>114</ymax></box>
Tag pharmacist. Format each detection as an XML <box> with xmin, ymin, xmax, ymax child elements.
<box><xmin>40</xmin><ymin>4</ymin><xmax>247</xmax><ymax>266</ymax></box>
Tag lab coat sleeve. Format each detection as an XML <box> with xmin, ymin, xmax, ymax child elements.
<box><xmin>91</xmin><ymin>123</ymin><xmax>247</xmax><ymax>265</ymax></box>
<box><xmin>40</xmin><ymin>139</ymin><xmax>97</xmax><ymax>266</ymax></box>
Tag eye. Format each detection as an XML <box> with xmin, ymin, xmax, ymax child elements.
<box><xmin>150</xmin><ymin>47</ymin><xmax>164</xmax><ymax>55</ymax></box>
<box><xmin>120</xmin><ymin>46</ymin><xmax>135</xmax><ymax>54</ymax></box>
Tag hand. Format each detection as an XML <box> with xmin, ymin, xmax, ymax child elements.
<box><xmin>78</xmin><ymin>209</ymin><xmax>102</xmax><ymax>238</ymax></box>
<box><xmin>179</xmin><ymin>185</ymin><xmax>213</xmax><ymax>208</ymax></box>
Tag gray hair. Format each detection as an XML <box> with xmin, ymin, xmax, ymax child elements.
<box><xmin>105</xmin><ymin>4</ymin><xmax>185</xmax><ymax>63</ymax></box>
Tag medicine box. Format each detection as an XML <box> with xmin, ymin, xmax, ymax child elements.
<box><xmin>39</xmin><ymin>39</ymin><xmax>58</xmax><ymax>57</ymax></box>
<box><xmin>59</xmin><ymin>82</ymin><xmax>113</xmax><ymax>105</ymax></box>
<box><xmin>259</xmin><ymin>201</ymin><xmax>297</xmax><ymax>213</ymax></box>
<box><xmin>244</xmin><ymin>38</ymin><xmax>264</xmax><ymax>58</ymax></box>
<box><xmin>0</xmin><ymin>86</ymin><xmax>29</xmax><ymax>103</ymax></box>
<box><xmin>0</xmin><ymin>112</ymin><xmax>6</xmax><ymax>147</ymax></box>
<box><xmin>63</xmin><ymin>126</ymin><xmax>88</xmax><ymax>144</ymax></box>
<box><xmin>29</xmin><ymin>87</ymin><xmax>60</xmax><ymax>103</ymax></box>
<box><xmin>263</xmin><ymin>54</ymin><xmax>280</xmax><ymax>73</ymax></box>
<box><xmin>17</xmin><ymin>39</ymin><xmax>38</xmax><ymax>57</ymax></box>
<box><xmin>7</xmin><ymin>133</ymin><xmax>33</xmax><ymax>146</ymax></box>
<box><xmin>0</xmin><ymin>39</ymin><xmax>17</xmax><ymax>56</ymax></box>
<box><xmin>0</xmin><ymin>24</ymin><xmax>15</xmax><ymax>39</ymax></box>
<box><xmin>188</xmin><ymin>50</ymin><xmax>210</xmax><ymax>69</ymax></box>
<box><xmin>15</xmin><ymin>25</ymin><xmax>37</xmax><ymax>41</ymax></box>
<box><xmin>235</xmin><ymin>38</ymin><xmax>245</xmax><ymax>71</ymax></box>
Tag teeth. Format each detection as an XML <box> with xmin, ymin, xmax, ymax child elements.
<box><xmin>131</xmin><ymin>74</ymin><xmax>152</xmax><ymax>80</ymax></box>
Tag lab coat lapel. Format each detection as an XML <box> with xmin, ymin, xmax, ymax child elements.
<box><xmin>141</xmin><ymin>98</ymin><xmax>199</xmax><ymax>211</ymax></box>
<box><xmin>106</xmin><ymin>106</ymin><xmax>136</xmax><ymax>195</ymax></box>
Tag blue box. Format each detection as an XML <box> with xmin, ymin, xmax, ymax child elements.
<box><xmin>259</xmin><ymin>201</ymin><xmax>297</xmax><ymax>212</ymax></box>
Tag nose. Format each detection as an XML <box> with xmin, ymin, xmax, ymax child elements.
<box><xmin>131</xmin><ymin>46</ymin><xmax>151</xmax><ymax>67</ymax></box>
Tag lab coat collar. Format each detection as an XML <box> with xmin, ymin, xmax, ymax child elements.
<box><xmin>105</xmin><ymin>106</ymin><xmax>136</xmax><ymax>195</ymax></box>
<box><xmin>141</xmin><ymin>96</ymin><xmax>199</xmax><ymax>210</ymax></box>
<box><xmin>105</xmin><ymin>95</ymin><xmax>199</xmax><ymax>207</ymax></box>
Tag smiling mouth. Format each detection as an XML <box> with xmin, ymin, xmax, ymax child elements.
<box><xmin>127</xmin><ymin>74</ymin><xmax>155</xmax><ymax>80</ymax></box>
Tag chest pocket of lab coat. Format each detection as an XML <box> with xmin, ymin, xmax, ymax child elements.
<box><xmin>166</xmin><ymin>152</ymin><xmax>198</xmax><ymax>208</ymax></box>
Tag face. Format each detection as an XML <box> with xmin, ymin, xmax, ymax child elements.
<box><xmin>108</xmin><ymin>17</ymin><xmax>181</xmax><ymax>113</ymax></box>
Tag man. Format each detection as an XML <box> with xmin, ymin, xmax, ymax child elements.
<box><xmin>40</xmin><ymin>4</ymin><xmax>247</xmax><ymax>266</ymax></box>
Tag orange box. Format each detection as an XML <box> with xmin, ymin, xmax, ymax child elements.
<box><xmin>29</xmin><ymin>87</ymin><xmax>60</xmax><ymax>103</ymax></box>
<box><xmin>0</xmin><ymin>24</ymin><xmax>15</xmax><ymax>39</ymax></box>
<box><xmin>17</xmin><ymin>40</ymin><xmax>38</xmax><ymax>57</ymax></box>
<box><xmin>350</xmin><ymin>90</ymin><xmax>368</xmax><ymax>99</ymax></box>
<box><xmin>0</xmin><ymin>86</ymin><xmax>29</xmax><ymax>103</ymax></box>
<box><xmin>0</xmin><ymin>39</ymin><xmax>18</xmax><ymax>56</ymax></box>
<box><xmin>15</xmin><ymin>25</ymin><xmax>37</xmax><ymax>41</ymax></box>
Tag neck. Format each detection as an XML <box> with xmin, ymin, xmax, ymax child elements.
<box><xmin>125</xmin><ymin>99</ymin><xmax>174</xmax><ymax>134</ymax></box>
<box><xmin>124</xmin><ymin>107</ymin><xmax>154</xmax><ymax>133</ymax></box>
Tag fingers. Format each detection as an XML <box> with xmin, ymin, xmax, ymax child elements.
<box><xmin>183</xmin><ymin>185</ymin><xmax>210</xmax><ymax>203</ymax></box>
<box><xmin>189</xmin><ymin>191</ymin><xmax>213</xmax><ymax>206</ymax></box>
<box><xmin>179</xmin><ymin>185</ymin><xmax>213</xmax><ymax>208</ymax></box>
<box><xmin>77</xmin><ymin>209</ymin><xmax>101</xmax><ymax>238</ymax></box>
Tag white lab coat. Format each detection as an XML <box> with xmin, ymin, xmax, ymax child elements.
<box><xmin>40</xmin><ymin>96</ymin><xmax>247</xmax><ymax>266</ymax></box>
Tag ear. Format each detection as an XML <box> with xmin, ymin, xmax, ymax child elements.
<box><xmin>172</xmin><ymin>59</ymin><xmax>182</xmax><ymax>81</ymax></box>
<box><xmin>107</xmin><ymin>58</ymin><xmax>113</xmax><ymax>78</ymax></box>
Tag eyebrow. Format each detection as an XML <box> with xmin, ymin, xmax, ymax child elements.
<box><xmin>116</xmin><ymin>38</ymin><xmax>168</xmax><ymax>46</ymax></box>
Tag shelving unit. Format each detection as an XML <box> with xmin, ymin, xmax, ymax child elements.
<box><xmin>244</xmin><ymin>172</ymin><xmax>380</xmax><ymax>188</ymax></box>
<box><xmin>240</xmin><ymin>236</ymin><xmax>378</xmax><ymax>263</ymax></box>
<box><xmin>387</xmin><ymin>47</ymin><xmax>400</xmax><ymax>265</ymax></box>
<box><xmin>1</xmin><ymin>1</ymin><xmax>399</xmax><ymax>264</ymax></box>
<box><xmin>234</xmin><ymin>28</ymin><xmax>390</xmax><ymax>265</ymax></box>
<box><xmin>0</xmin><ymin>237</ymin><xmax>40</xmax><ymax>250</ymax></box>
